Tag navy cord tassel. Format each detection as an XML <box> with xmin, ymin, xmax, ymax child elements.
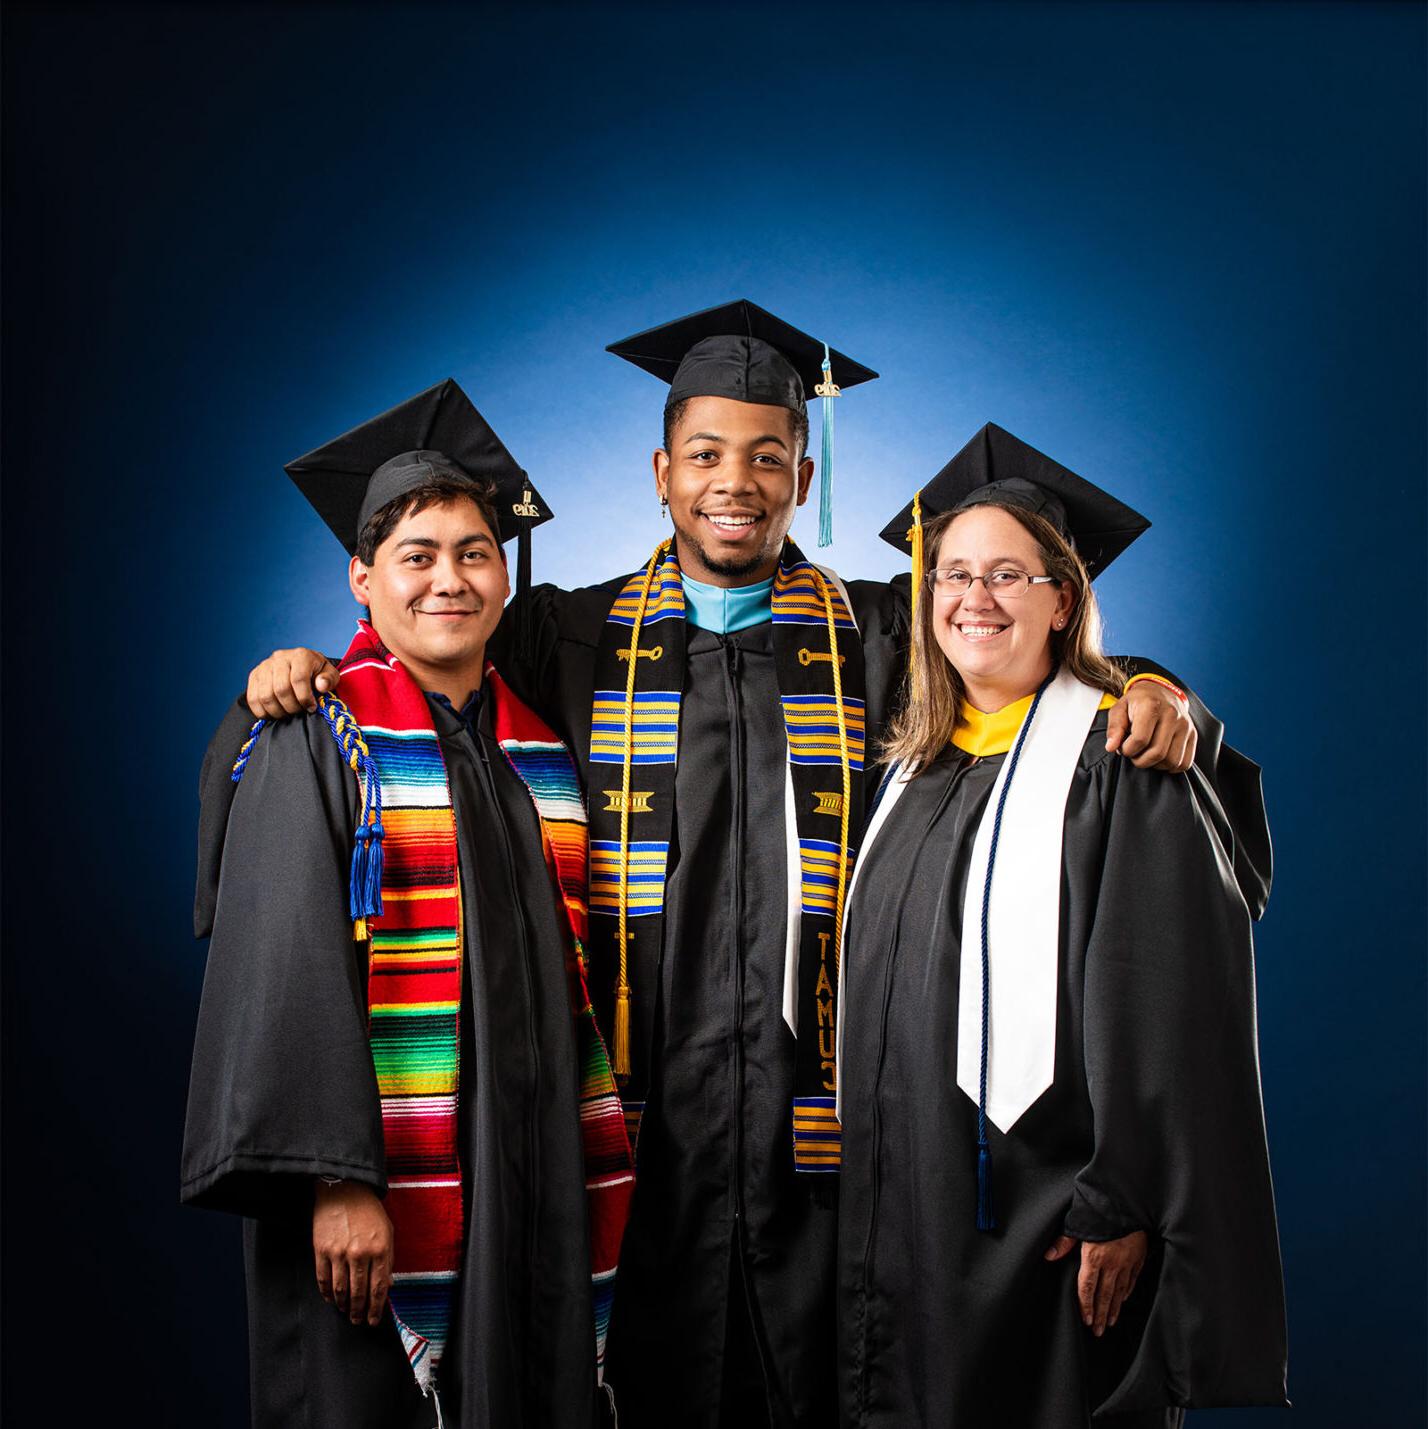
<box><xmin>975</xmin><ymin>667</ymin><xmax>1056</xmax><ymax>1232</ymax></box>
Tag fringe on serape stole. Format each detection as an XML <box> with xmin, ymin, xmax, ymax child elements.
<box><xmin>233</xmin><ymin>619</ymin><xmax>634</xmax><ymax>1390</ymax></box>
<box><xmin>585</xmin><ymin>540</ymin><xmax>865</xmax><ymax>1172</ymax></box>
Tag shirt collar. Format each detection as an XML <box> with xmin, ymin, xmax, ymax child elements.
<box><xmin>681</xmin><ymin>572</ymin><xmax>774</xmax><ymax>634</ymax></box>
<box><xmin>427</xmin><ymin>687</ymin><xmax>483</xmax><ymax>733</ymax></box>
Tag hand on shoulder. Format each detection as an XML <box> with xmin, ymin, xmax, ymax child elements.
<box><xmin>1104</xmin><ymin>675</ymin><xmax>1194</xmax><ymax>773</ymax></box>
<box><xmin>246</xmin><ymin>648</ymin><xmax>340</xmax><ymax>720</ymax></box>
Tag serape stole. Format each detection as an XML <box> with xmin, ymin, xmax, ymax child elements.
<box><xmin>586</xmin><ymin>539</ymin><xmax>866</xmax><ymax>1172</ymax></box>
<box><xmin>233</xmin><ymin>620</ymin><xmax>633</xmax><ymax>1390</ymax></box>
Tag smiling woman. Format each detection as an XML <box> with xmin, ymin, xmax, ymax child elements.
<box><xmin>837</xmin><ymin>431</ymin><xmax>1286</xmax><ymax>1427</ymax></box>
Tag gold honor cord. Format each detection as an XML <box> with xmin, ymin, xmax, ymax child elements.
<box><xmin>909</xmin><ymin>488</ymin><xmax>925</xmax><ymax>706</ymax></box>
<box><xmin>816</xmin><ymin>568</ymin><xmax>854</xmax><ymax>989</ymax></box>
<box><xmin>613</xmin><ymin>540</ymin><xmax>669</xmax><ymax>1078</ymax></box>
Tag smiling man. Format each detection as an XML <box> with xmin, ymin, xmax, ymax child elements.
<box><xmin>228</xmin><ymin>302</ymin><xmax>1243</xmax><ymax>1429</ymax></box>
<box><xmin>183</xmin><ymin>381</ymin><xmax>632</xmax><ymax>1429</ymax></box>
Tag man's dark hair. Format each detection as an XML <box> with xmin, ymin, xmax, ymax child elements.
<box><xmin>355</xmin><ymin>476</ymin><xmax>501</xmax><ymax>565</ymax></box>
<box><xmin>662</xmin><ymin>397</ymin><xmax>809</xmax><ymax>462</ymax></box>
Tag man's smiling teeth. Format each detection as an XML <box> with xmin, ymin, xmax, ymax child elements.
<box><xmin>705</xmin><ymin>513</ymin><xmax>758</xmax><ymax>530</ymax></box>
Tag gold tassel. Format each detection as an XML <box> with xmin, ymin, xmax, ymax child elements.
<box><xmin>613</xmin><ymin>980</ymin><xmax>632</xmax><ymax>1079</ymax></box>
<box><xmin>909</xmin><ymin>488</ymin><xmax>925</xmax><ymax>703</ymax></box>
<box><xmin>611</xmin><ymin>540</ymin><xmax>667</xmax><ymax>1086</ymax></box>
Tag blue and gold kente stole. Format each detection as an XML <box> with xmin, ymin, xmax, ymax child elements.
<box><xmin>586</xmin><ymin>538</ymin><xmax>865</xmax><ymax>1172</ymax></box>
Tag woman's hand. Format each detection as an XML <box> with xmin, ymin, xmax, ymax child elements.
<box><xmin>1045</xmin><ymin>1230</ymin><xmax>1148</xmax><ymax>1336</ymax></box>
<box><xmin>313</xmin><ymin>1180</ymin><xmax>394</xmax><ymax>1327</ymax></box>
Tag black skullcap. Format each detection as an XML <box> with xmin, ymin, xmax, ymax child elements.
<box><xmin>606</xmin><ymin>299</ymin><xmax>878</xmax><ymax>416</ymax></box>
<box><xmin>284</xmin><ymin>378</ymin><xmax>552</xmax><ymax>558</ymax></box>
<box><xmin>879</xmin><ymin>423</ymin><xmax>1149</xmax><ymax>578</ymax></box>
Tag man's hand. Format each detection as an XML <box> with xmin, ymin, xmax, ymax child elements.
<box><xmin>1044</xmin><ymin>1230</ymin><xmax>1149</xmax><ymax>1336</ymax></box>
<box><xmin>313</xmin><ymin>1180</ymin><xmax>394</xmax><ymax>1328</ymax></box>
<box><xmin>1104</xmin><ymin>680</ymin><xmax>1195</xmax><ymax>772</ymax></box>
<box><xmin>246</xmin><ymin>648</ymin><xmax>340</xmax><ymax>719</ymax></box>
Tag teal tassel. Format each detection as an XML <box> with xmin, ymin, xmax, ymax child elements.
<box><xmin>818</xmin><ymin>346</ymin><xmax>835</xmax><ymax>549</ymax></box>
<box><xmin>976</xmin><ymin>1138</ymin><xmax>996</xmax><ymax>1231</ymax></box>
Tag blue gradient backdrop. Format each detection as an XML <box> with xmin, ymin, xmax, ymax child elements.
<box><xmin>3</xmin><ymin>3</ymin><xmax>1423</xmax><ymax>1423</ymax></box>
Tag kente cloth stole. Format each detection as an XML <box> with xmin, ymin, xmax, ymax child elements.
<box><xmin>233</xmin><ymin>620</ymin><xmax>633</xmax><ymax>1390</ymax></box>
<box><xmin>586</xmin><ymin>539</ymin><xmax>866</xmax><ymax>1173</ymax></box>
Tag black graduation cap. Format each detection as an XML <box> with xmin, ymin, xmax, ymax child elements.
<box><xmin>284</xmin><ymin>378</ymin><xmax>552</xmax><ymax>558</ymax></box>
<box><xmin>608</xmin><ymin>300</ymin><xmax>878</xmax><ymax>547</ymax></box>
<box><xmin>878</xmin><ymin>422</ymin><xmax>1149</xmax><ymax>579</ymax></box>
<box><xmin>606</xmin><ymin>298</ymin><xmax>878</xmax><ymax>416</ymax></box>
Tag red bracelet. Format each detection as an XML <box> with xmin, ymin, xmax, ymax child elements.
<box><xmin>1125</xmin><ymin>672</ymin><xmax>1188</xmax><ymax>703</ymax></box>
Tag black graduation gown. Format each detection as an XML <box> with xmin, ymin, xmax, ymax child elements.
<box><xmin>183</xmin><ymin>692</ymin><xmax>599</xmax><ymax>1429</ymax></box>
<box><xmin>489</xmin><ymin>576</ymin><xmax>909</xmax><ymax>1429</ymax></box>
<box><xmin>836</xmin><ymin>713</ymin><xmax>1288</xmax><ymax>1429</ymax></box>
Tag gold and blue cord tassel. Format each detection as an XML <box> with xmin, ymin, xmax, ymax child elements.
<box><xmin>230</xmin><ymin>696</ymin><xmax>384</xmax><ymax>935</ymax></box>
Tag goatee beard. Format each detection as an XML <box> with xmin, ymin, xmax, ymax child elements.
<box><xmin>675</xmin><ymin>528</ymin><xmax>770</xmax><ymax>581</ymax></box>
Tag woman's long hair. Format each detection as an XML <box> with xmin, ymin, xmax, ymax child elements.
<box><xmin>883</xmin><ymin>499</ymin><xmax>1127</xmax><ymax>773</ymax></box>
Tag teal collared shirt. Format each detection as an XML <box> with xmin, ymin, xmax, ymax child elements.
<box><xmin>681</xmin><ymin>573</ymin><xmax>774</xmax><ymax>634</ymax></box>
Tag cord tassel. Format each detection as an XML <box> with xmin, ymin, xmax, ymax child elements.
<box><xmin>976</xmin><ymin>1138</ymin><xmax>996</xmax><ymax>1230</ymax></box>
<box><xmin>612</xmin><ymin>982</ymin><xmax>632</xmax><ymax>1078</ymax></box>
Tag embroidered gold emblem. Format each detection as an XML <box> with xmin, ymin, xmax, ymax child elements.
<box><xmin>616</xmin><ymin>645</ymin><xmax>664</xmax><ymax>662</ymax></box>
<box><xmin>797</xmin><ymin>647</ymin><xmax>846</xmax><ymax>667</ymax></box>
<box><xmin>813</xmin><ymin>792</ymin><xmax>844</xmax><ymax>817</ymax></box>
<box><xmin>604</xmin><ymin>789</ymin><xmax>654</xmax><ymax>814</ymax></box>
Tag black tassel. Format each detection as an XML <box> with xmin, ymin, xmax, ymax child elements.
<box><xmin>976</xmin><ymin>1139</ymin><xmax>996</xmax><ymax>1232</ymax></box>
<box><xmin>513</xmin><ymin>520</ymin><xmax>534</xmax><ymax>667</ymax></box>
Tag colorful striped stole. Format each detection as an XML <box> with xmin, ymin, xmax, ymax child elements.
<box><xmin>585</xmin><ymin>539</ymin><xmax>866</xmax><ymax>1173</ymax></box>
<box><xmin>234</xmin><ymin>620</ymin><xmax>633</xmax><ymax>1392</ymax></box>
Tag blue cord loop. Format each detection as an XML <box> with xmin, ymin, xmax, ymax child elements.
<box><xmin>229</xmin><ymin>696</ymin><xmax>384</xmax><ymax>922</ymax></box>
<box><xmin>975</xmin><ymin>667</ymin><xmax>1056</xmax><ymax>1232</ymax></box>
<box><xmin>231</xmin><ymin>718</ymin><xmax>267</xmax><ymax>782</ymax></box>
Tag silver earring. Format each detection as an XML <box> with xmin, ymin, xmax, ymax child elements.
<box><xmin>660</xmin><ymin>497</ymin><xmax>668</xmax><ymax>519</ymax></box>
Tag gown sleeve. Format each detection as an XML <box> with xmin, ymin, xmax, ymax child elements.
<box><xmin>1116</xmin><ymin>656</ymin><xmax>1273</xmax><ymax>919</ymax></box>
<box><xmin>1063</xmin><ymin>756</ymin><xmax>1289</xmax><ymax>1411</ymax></box>
<box><xmin>194</xmin><ymin>696</ymin><xmax>258</xmax><ymax>938</ymax></box>
<box><xmin>181</xmin><ymin>713</ymin><xmax>387</xmax><ymax>1219</ymax></box>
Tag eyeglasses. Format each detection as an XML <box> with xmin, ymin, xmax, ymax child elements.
<box><xmin>925</xmin><ymin>568</ymin><xmax>1060</xmax><ymax>598</ymax></box>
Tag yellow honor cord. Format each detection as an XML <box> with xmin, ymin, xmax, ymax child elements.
<box><xmin>613</xmin><ymin>540</ymin><xmax>668</xmax><ymax>1078</ymax></box>
<box><xmin>815</xmin><ymin>568</ymin><xmax>853</xmax><ymax>991</ymax></box>
<box><xmin>909</xmin><ymin>488</ymin><xmax>924</xmax><ymax>705</ymax></box>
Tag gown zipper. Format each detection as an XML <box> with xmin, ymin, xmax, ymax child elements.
<box><xmin>722</xmin><ymin>635</ymin><xmax>776</xmax><ymax>1426</ymax></box>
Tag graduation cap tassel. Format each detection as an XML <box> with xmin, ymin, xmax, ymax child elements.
<box><xmin>909</xmin><ymin>489</ymin><xmax>925</xmax><ymax>704</ymax></box>
<box><xmin>816</xmin><ymin>344</ymin><xmax>840</xmax><ymax>548</ymax></box>
<box><xmin>513</xmin><ymin>509</ymin><xmax>535</xmax><ymax>667</ymax></box>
